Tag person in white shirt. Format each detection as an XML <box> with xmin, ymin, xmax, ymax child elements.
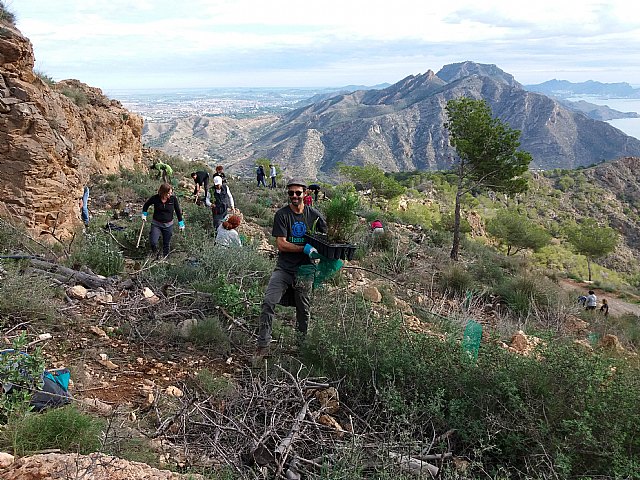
<box><xmin>585</xmin><ymin>290</ymin><xmax>597</xmax><ymax>311</ymax></box>
<box><xmin>269</xmin><ymin>164</ymin><xmax>277</xmax><ymax>189</ymax></box>
<box><xmin>215</xmin><ymin>215</ymin><xmax>242</xmax><ymax>247</ymax></box>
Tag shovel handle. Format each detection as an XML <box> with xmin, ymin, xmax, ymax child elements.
<box><xmin>136</xmin><ymin>221</ymin><xmax>145</xmax><ymax>248</ymax></box>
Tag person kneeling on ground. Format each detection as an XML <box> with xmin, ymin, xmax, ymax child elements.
<box><xmin>142</xmin><ymin>183</ymin><xmax>184</xmax><ymax>258</ymax></box>
<box><xmin>370</xmin><ymin>219</ymin><xmax>384</xmax><ymax>235</ymax></box>
<box><xmin>215</xmin><ymin>214</ymin><xmax>242</xmax><ymax>247</ymax></box>
<box><xmin>255</xmin><ymin>178</ymin><xmax>327</xmax><ymax>357</ymax></box>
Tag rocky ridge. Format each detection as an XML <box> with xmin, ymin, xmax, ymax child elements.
<box><xmin>143</xmin><ymin>62</ymin><xmax>640</xmax><ymax>179</ymax></box>
<box><xmin>0</xmin><ymin>20</ymin><xmax>143</xmax><ymax>237</ymax></box>
<box><xmin>245</xmin><ymin>63</ymin><xmax>640</xmax><ymax>177</ymax></box>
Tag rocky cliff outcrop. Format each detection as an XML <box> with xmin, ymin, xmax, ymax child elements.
<box><xmin>0</xmin><ymin>20</ymin><xmax>143</xmax><ymax>237</ymax></box>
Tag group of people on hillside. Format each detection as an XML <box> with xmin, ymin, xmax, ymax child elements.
<box><xmin>140</xmin><ymin>164</ymin><xmax>242</xmax><ymax>259</ymax></box>
<box><xmin>79</xmin><ymin>157</ymin><xmax>353</xmax><ymax>360</ymax></box>
<box><xmin>578</xmin><ymin>290</ymin><xmax>609</xmax><ymax>316</ymax></box>
<box><xmin>137</xmin><ymin>164</ymin><xmax>327</xmax><ymax>358</ymax></box>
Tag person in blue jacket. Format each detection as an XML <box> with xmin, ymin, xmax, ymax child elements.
<box><xmin>142</xmin><ymin>183</ymin><xmax>184</xmax><ymax>258</ymax></box>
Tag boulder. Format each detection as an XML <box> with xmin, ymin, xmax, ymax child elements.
<box><xmin>0</xmin><ymin>452</ymin><xmax>15</xmax><ymax>468</ymax></box>
<box><xmin>1</xmin><ymin>453</ymin><xmax>203</xmax><ymax>479</ymax></box>
<box><xmin>362</xmin><ymin>286</ymin><xmax>382</xmax><ymax>303</ymax></box>
<box><xmin>67</xmin><ymin>285</ymin><xmax>87</xmax><ymax>299</ymax></box>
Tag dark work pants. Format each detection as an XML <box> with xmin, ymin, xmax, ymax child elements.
<box><xmin>149</xmin><ymin>221</ymin><xmax>173</xmax><ymax>256</ymax></box>
<box><xmin>257</xmin><ymin>268</ymin><xmax>312</xmax><ymax>348</ymax></box>
<box><xmin>270</xmin><ymin>176</ymin><xmax>276</xmax><ymax>188</ymax></box>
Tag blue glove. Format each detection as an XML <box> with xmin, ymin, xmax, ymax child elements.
<box><xmin>303</xmin><ymin>244</ymin><xmax>318</xmax><ymax>257</ymax></box>
<box><xmin>141</xmin><ymin>212</ymin><xmax>148</xmax><ymax>221</ymax></box>
<box><xmin>178</xmin><ymin>220</ymin><xmax>185</xmax><ymax>230</ymax></box>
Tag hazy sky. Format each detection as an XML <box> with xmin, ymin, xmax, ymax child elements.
<box><xmin>9</xmin><ymin>0</ymin><xmax>640</xmax><ymax>91</ymax></box>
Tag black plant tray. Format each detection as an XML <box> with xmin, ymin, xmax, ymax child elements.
<box><xmin>304</xmin><ymin>233</ymin><xmax>357</xmax><ymax>261</ymax></box>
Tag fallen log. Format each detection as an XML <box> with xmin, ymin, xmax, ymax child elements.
<box><xmin>22</xmin><ymin>257</ymin><xmax>114</xmax><ymax>289</ymax></box>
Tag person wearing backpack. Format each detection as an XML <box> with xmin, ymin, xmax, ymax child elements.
<box><xmin>211</xmin><ymin>175</ymin><xmax>235</xmax><ymax>230</ymax></box>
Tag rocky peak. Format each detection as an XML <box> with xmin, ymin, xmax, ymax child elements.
<box><xmin>436</xmin><ymin>61</ymin><xmax>521</xmax><ymax>88</ymax></box>
<box><xmin>0</xmin><ymin>21</ymin><xmax>143</xmax><ymax>237</ymax></box>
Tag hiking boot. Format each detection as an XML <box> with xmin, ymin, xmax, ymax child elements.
<box><xmin>254</xmin><ymin>346</ymin><xmax>270</xmax><ymax>358</ymax></box>
<box><xmin>251</xmin><ymin>345</ymin><xmax>270</xmax><ymax>364</ymax></box>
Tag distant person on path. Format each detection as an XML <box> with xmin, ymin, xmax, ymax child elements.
<box><xmin>191</xmin><ymin>171</ymin><xmax>210</xmax><ymax>206</ymax></box>
<box><xmin>79</xmin><ymin>186</ymin><xmax>90</xmax><ymax>227</ymax></box>
<box><xmin>308</xmin><ymin>184</ymin><xmax>321</xmax><ymax>203</ymax></box>
<box><xmin>256</xmin><ymin>165</ymin><xmax>267</xmax><ymax>187</ymax></box>
<box><xmin>211</xmin><ymin>176</ymin><xmax>235</xmax><ymax>230</ymax></box>
<box><xmin>585</xmin><ymin>290</ymin><xmax>597</xmax><ymax>311</ymax></box>
<box><xmin>269</xmin><ymin>164</ymin><xmax>277</xmax><ymax>189</ymax></box>
<box><xmin>303</xmin><ymin>190</ymin><xmax>313</xmax><ymax>206</ymax></box>
<box><xmin>142</xmin><ymin>183</ymin><xmax>184</xmax><ymax>259</ymax></box>
<box><xmin>152</xmin><ymin>161</ymin><xmax>173</xmax><ymax>183</ymax></box>
<box><xmin>215</xmin><ymin>214</ymin><xmax>242</xmax><ymax>247</ymax></box>
<box><xmin>213</xmin><ymin>165</ymin><xmax>227</xmax><ymax>184</ymax></box>
<box><xmin>600</xmin><ymin>298</ymin><xmax>609</xmax><ymax>316</ymax></box>
<box><xmin>577</xmin><ymin>295</ymin><xmax>587</xmax><ymax>307</ymax></box>
<box><xmin>255</xmin><ymin>179</ymin><xmax>327</xmax><ymax>358</ymax></box>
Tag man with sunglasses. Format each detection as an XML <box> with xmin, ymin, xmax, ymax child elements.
<box><xmin>255</xmin><ymin>179</ymin><xmax>327</xmax><ymax>358</ymax></box>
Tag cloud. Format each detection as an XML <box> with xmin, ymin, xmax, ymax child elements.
<box><xmin>12</xmin><ymin>0</ymin><xmax>640</xmax><ymax>89</ymax></box>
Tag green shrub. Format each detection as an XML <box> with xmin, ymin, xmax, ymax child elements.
<box><xmin>438</xmin><ymin>264</ymin><xmax>474</xmax><ymax>296</ymax></box>
<box><xmin>0</xmin><ymin>2</ymin><xmax>16</xmax><ymax>24</ymax></box>
<box><xmin>497</xmin><ymin>273</ymin><xmax>559</xmax><ymax>316</ymax></box>
<box><xmin>1</xmin><ymin>405</ymin><xmax>104</xmax><ymax>455</ymax></box>
<box><xmin>68</xmin><ymin>231</ymin><xmax>124</xmax><ymax>277</ymax></box>
<box><xmin>321</xmin><ymin>191</ymin><xmax>359</xmax><ymax>243</ymax></box>
<box><xmin>188</xmin><ymin>317</ymin><xmax>230</xmax><ymax>353</ymax></box>
<box><xmin>0</xmin><ymin>334</ymin><xmax>46</xmax><ymax>422</ymax></box>
<box><xmin>60</xmin><ymin>86</ymin><xmax>88</xmax><ymax>107</ymax></box>
<box><xmin>304</xmin><ymin>295</ymin><xmax>640</xmax><ymax>477</ymax></box>
<box><xmin>34</xmin><ymin>69</ymin><xmax>55</xmax><ymax>87</ymax></box>
<box><xmin>195</xmin><ymin>369</ymin><xmax>236</xmax><ymax>399</ymax></box>
<box><xmin>0</xmin><ymin>265</ymin><xmax>60</xmax><ymax>324</ymax></box>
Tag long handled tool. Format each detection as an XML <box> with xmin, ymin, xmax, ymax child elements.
<box><xmin>136</xmin><ymin>221</ymin><xmax>145</xmax><ymax>248</ymax></box>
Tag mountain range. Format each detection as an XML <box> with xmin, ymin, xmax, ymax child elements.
<box><xmin>525</xmin><ymin>79</ymin><xmax>640</xmax><ymax>99</ymax></box>
<box><xmin>144</xmin><ymin>62</ymin><xmax>640</xmax><ymax>178</ymax></box>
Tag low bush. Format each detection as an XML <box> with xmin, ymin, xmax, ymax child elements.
<box><xmin>304</xmin><ymin>294</ymin><xmax>640</xmax><ymax>477</ymax></box>
<box><xmin>60</xmin><ymin>86</ymin><xmax>88</xmax><ymax>107</ymax></box>
<box><xmin>437</xmin><ymin>264</ymin><xmax>474</xmax><ymax>296</ymax></box>
<box><xmin>68</xmin><ymin>230</ymin><xmax>124</xmax><ymax>277</ymax></box>
<box><xmin>0</xmin><ymin>334</ymin><xmax>46</xmax><ymax>422</ymax></box>
<box><xmin>0</xmin><ymin>2</ymin><xmax>16</xmax><ymax>24</ymax></box>
<box><xmin>195</xmin><ymin>369</ymin><xmax>236</xmax><ymax>399</ymax></box>
<box><xmin>1</xmin><ymin>405</ymin><xmax>104</xmax><ymax>455</ymax></box>
<box><xmin>188</xmin><ymin>317</ymin><xmax>230</xmax><ymax>353</ymax></box>
<box><xmin>34</xmin><ymin>69</ymin><xmax>55</xmax><ymax>87</ymax></box>
<box><xmin>496</xmin><ymin>273</ymin><xmax>560</xmax><ymax>317</ymax></box>
<box><xmin>0</xmin><ymin>265</ymin><xmax>60</xmax><ymax>324</ymax></box>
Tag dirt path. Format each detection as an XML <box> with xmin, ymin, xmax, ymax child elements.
<box><xmin>559</xmin><ymin>279</ymin><xmax>640</xmax><ymax>317</ymax></box>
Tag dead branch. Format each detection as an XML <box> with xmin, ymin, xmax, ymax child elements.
<box><xmin>388</xmin><ymin>451</ymin><xmax>439</xmax><ymax>477</ymax></box>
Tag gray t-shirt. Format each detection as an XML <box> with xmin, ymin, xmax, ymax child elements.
<box><xmin>272</xmin><ymin>205</ymin><xmax>326</xmax><ymax>273</ymax></box>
